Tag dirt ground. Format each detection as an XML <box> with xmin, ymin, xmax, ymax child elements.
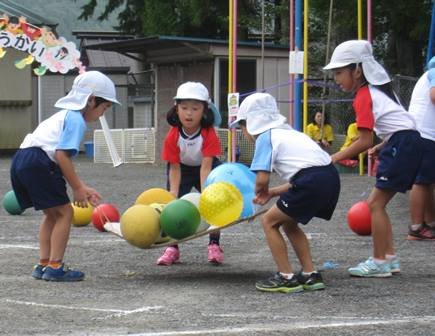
<box><xmin>0</xmin><ymin>156</ymin><xmax>434</xmax><ymax>336</ymax></box>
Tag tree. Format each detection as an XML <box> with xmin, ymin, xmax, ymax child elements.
<box><xmin>77</xmin><ymin>0</ymin><xmax>432</xmax><ymax>75</ymax></box>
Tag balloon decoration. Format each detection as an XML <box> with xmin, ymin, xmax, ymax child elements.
<box><xmin>205</xmin><ymin>163</ymin><xmax>255</xmax><ymax>218</ymax></box>
<box><xmin>0</xmin><ymin>14</ymin><xmax>85</xmax><ymax>75</ymax></box>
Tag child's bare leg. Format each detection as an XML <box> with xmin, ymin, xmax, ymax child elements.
<box><xmin>409</xmin><ymin>184</ymin><xmax>430</xmax><ymax>225</ymax></box>
<box><xmin>282</xmin><ymin>221</ymin><xmax>314</xmax><ymax>273</ymax></box>
<box><xmin>367</xmin><ymin>188</ymin><xmax>396</xmax><ymax>259</ymax></box>
<box><xmin>261</xmin><ymin>206</ymin><xmax>294</xmax><ymax>274</ymax></box>
<box><xmin>39</xmin><ymin>212</ymin><xmax>56</xmax><ymax>260</ymax></box>
<box><xmin>425</xmin><ymin>185</ymin><xmax>435</xmax><ymax>223</ymax></box>
<box><xmin>43</xmin><ymin>203</ymin><xmax>73</xmax><ymax>262</ymax></box>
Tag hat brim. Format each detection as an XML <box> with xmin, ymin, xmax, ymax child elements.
<box><xmin>55</xmin><ymin>91</ymin><xmax>121</xmax><ymax>111</ymax></box>
<box><xmin>229</xmin><ymin>117</ymin><xmax>244</xmax><ymax>129</ymax></box>
<box><xmin>323</xmin><ymin>61</ymin><xmax>352</xmax><ymax>70</ymax></box>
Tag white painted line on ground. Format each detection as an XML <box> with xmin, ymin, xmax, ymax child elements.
<box><xmin>0</xmin><ymin>244</ymin><xmax>38</xmax><ymax>250</ymax></box>
<box><xmin>127</xmin><ymin>316</ymin><xmax>435</xmax><ymax>336</ymax></box>
<box><xmin>4</xmin><ymin>299</ymin><xmax>162</xmax><ymax>315</ymax></box>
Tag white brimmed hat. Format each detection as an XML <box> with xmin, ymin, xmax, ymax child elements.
<box><xmin>174</xmin><ymin>81</ymin><xmax>221</xmax><ymax>127</ymax></box>
<box><xmin>428</xmin><ymin>56</ymin><xmax>435</xmax><ymax>70</ymax></box>
<box><xmin>323</xmin><ymin>40</ymin><xmax>390</xmax><ymax>85</ymax></box>
<box><xmin>231</xmin><ymin>93</ymin><xmax>286</xmax><ymax>135</ymax></box>
<box><xmin>55</xmin><ymin>71</ymin><xmax>120</xmax><ymax>110</ymax></box>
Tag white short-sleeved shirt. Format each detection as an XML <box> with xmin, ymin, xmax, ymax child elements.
<box><xmin>20</xmin><ymin>110</ymin><xmax>87</xmax><ymax>162</ymax></box>
<box><xmin>353</xmin><ymin>85</ymin><xmax>416</xmax><ymax>141</ymax></box>
<box><xmin>408</xmin><ymin>71</ymin><xmax>435</xmax><ymax>141</ymax></box>
<box><xmin>250</xmin><ymin>124</ymin><xmax>331</xmax><ymax>181</ymax></box>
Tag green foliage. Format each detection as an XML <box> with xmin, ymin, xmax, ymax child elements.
<box><xmin>76</xmin><ymin>0</ymin><xmax>433</xmax><ymax>75</ymax></box>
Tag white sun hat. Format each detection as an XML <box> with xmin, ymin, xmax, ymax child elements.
<box><xmin>55</xmin><ymin>71</ymin><xmax>120</xmax><ymax>110</ymax></box>
<box><xmin>323</xmin><ymin>40</ymin><xmax>391</xmax><ymax>85</ymax></box>
<box><xmin>228</xmin><ymin>100</ymin><xmax>248</xmax><ymax>128</ymax></box>
<box><xmin>232</xmin><ymin>92</ymin><xmax>286</xmax><ymax>135</ymax></box>
<box><xmin>173</xmin><ymin>81</ymin><xmax>221</xmax><ymax>127</ymax></box>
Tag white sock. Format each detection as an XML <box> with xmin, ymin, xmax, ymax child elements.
<box><xmin>373</xmin><ymin>258</ymin><xmax>387</xmax><ymax>264</ymax></box>
<box><xmin>386</xmin><ymin>254</ymin><xmax>397</xmax><ymax>261</ymax></box>
<box><xmin>279</xmin><ymin>272</ymin><xmax>294</xmax><ymax>279</ymax></box>
<box><xmin>411</xmin><ymin>224</ymin><xmax>422</xmax><ymax>231</ymax></box>
<box><xmin>302</xmin><ymin>271</ymin><xmax>316</xmax><ymax>276</ymax></box>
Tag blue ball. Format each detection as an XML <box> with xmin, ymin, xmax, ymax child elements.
<box><xmin>205</xmin><ymin>163</ymin><xmax>256</xmax><ymax>217</ymax></box>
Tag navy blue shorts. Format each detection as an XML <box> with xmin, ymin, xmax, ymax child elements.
<box><xmin>10</xmin><ymin>147</ymin><xmax>70</xmax><ymax>210</ymax></box>
<box><xmin>166</xmin><ymin>157</ymin><xmax>221</xmax><ymax>197</ymax></box>
<box><xmin>376</xmin><ymin>130</ymin><xmax>423</xmax><ymax>193</ymax></box>
<box><xmin>414</xmin><ymin>137</ymin><xmax>435</xmax><ymax>185</ymax></box>
<box><xmin>276</xmin><ymin>163</ymin><xmax>340</xmax><ymax>225</ymax></box>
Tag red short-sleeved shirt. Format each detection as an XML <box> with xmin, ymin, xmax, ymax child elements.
<box><xmin>162</xmin><ymin>126</ymin><xmax>221</xmax><ymax>166</ymax></box>
<box><xmin>353</xmin><ymin>86</ymin><xmax>375</xmax><ymax>131</ymax></box>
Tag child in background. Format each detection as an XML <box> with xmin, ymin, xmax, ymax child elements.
<box><xmin>230</xmin><ymin>93</ymin><xmax>340</xmax><ymax>293</ymax></box>
<box><xmin>10</xmin><ymin>71</ymin><xmax>120</xmax><ymax>281</ymax></box>
<box><xmin>407</xmin><ymin>56</ymin><xmax>435</xmax><ymax>240</ymax></box>
<box><xmin>157</xmin><ymin>82</ymin><xmax>223</xmax><ymax>266</ymax></box>
<box><xmin>337</xmin><ymin>122</ymin><xmax>359</xmax><ymax>168</ymax></box>
<box><xmin>306</xmin><ymin>111</ymin><xmax>334</xmax><ymax>150</ymax></box>
<box><xmin>325</xmin><ymin>40</ymin><xmax>423</xmax><ymax>277</ymax></box>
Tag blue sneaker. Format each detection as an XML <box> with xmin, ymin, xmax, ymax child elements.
<box><xmin>348</xmin><ymin>258</ymin><xmax>392</xmax><ymax>278</ymax></box>
<box><xmin>31</xmin><ymin>264</ymin><xmax>45</xmax><ymax>280</ymax></box>
<box><xmin>42</xmin><ymin>264</ymin><xmax>85</xmax><ymax>282</ymax></box>
<box><xmin>388</xmin><ymin>258</ymin><xmax>401</xmax><ymax>274</ymax></box>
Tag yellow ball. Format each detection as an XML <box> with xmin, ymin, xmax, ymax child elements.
<box><xmin>120</xmin><ymin>205</ymin><xmax>160</xmax><ymax>248</ymax></box>
<box><xmin>71</xmin><ymin>203</ymin><xmax>93</xmax><ymax>226</ymax></box>
<box><xmin>199</xmin><ymin>182</ymin><xmax>243</xmax><ymax>227</ymax></box>
<box><xmin>135</xmin><ymin>188</ymin><xmax>175</xmax><ymax>206</ymax></box>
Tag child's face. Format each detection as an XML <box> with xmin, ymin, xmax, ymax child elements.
<box><xmin>314</xmin><ymin>112</ymin><xmax>323</xmax><ymax>125</ymax></box>
<box><xmin>176</xmin><ymin>100</ymin><xmax>205</xmax><ymax>133</ymax></box>
<box><xmin>332</xmin><ymin>66</ymin><xmax>362</xmax><ymax>92</ymax></box>
<box><xmin>239</xmin><ymin>122</ymin><xmax>256</xmax><ymax>143</ymax></box>
<box><xmin>84</xmin><ymin>96</ymin><xmax>112</xmax><ymax>122</ymax></box>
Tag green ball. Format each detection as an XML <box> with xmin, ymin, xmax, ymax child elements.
<box><xmin>160</xmin><ymin>199</ymin><xmax>201</xmax><ymax>239</ymax></box>
<box><xmin>2</xmin><ymin>190</ymin><xmax>24</xmax><ymax>215</ymax></box>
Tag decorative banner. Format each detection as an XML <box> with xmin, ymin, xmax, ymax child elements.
<box><xmin>227</xmin><ymin>92</ymin><xmax>239</xmax><ymax>118</ymax></box>
<box><xmin>0</xmin><ymin>14</ymin><xmax>85</xmax><ymax>75</ymax></box>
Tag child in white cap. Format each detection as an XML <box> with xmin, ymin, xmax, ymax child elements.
<box><xmin>157</xmin><ymin>82</ymin><xmax>224</xmax><ymax>265</ymax></box>
<box><xmin>10</xmin><ymin>71</ymin><xmax>120</xmax><ymax>281</ymax></box>
<box><xmin>324</xmin><ymin>40</ymin><xmax>423</xmax><ymax>277</ymax></box>
<box><xmin>231</xmin><ymin>92</ymin><xmax>340</xmax><ymax>293</ymax></box>
<box><xmin>407</xmin><ymin>56</ymin><xmax>435</xmax><ymax>240</ymax></box>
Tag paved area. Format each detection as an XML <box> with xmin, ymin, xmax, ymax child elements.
<box><xmin>0</xmin><ymin>156</ymin><xmax>434</xmax><ymax>336</ymax></box>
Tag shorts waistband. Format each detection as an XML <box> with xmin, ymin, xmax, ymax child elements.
<box><xmin>291</xmin><ymin>163</ymin><xmax>334</xmax><ymax>182</ymax></box>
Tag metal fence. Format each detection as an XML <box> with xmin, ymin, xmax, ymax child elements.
<box><xmin>218</xmin><ymin>75</ymin><xmax>418</xmax><ymax>166</ymax></box>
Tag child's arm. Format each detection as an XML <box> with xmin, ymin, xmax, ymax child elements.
<box><xmin>269</xmin><ymin>182</ymin><xmax>293</xmax><ymax>197</ymax></box>
<box><xmin>331</xmin><ymin>128</ymin><xmax>373</xmax><ymax>163</ymax></box>
<box><xmin>253</xmin><ymin>171</ymin><xmax>272</xmax><ymax>205</ymax></box>
<box><xmin>168</xmin><ymin>163</ymin><xmax>181</xmax><ymax>198</ymax></box>
<box><xmin>200</xmin><ymin>156</ymin><xmax>214</xmax><ymax>191</ymax></box>
<box><xmin>54</xmin><ymin>150</ymin><xmax>101</xmax><ymax>207</ymax></box>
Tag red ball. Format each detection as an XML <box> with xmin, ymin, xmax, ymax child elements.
<box><xmin>347</xmin><ymin>201</ymin><xmax>372</xmax><ymax>236</ymax></box>
<box><xmin>92</xmin><ymin>204</ymin><xmax>120</xmax><ymax>232</ymax></box>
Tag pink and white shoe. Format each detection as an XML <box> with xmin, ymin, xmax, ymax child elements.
<box><xmin>208</xmin><ymin>244</ymin><xmax>224</xmax><ymax>264</ymax></box>
<box><xmin>156</xmin><ymin>247</ymin><xmax>180</xmax><ymax>265</ymax></box>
